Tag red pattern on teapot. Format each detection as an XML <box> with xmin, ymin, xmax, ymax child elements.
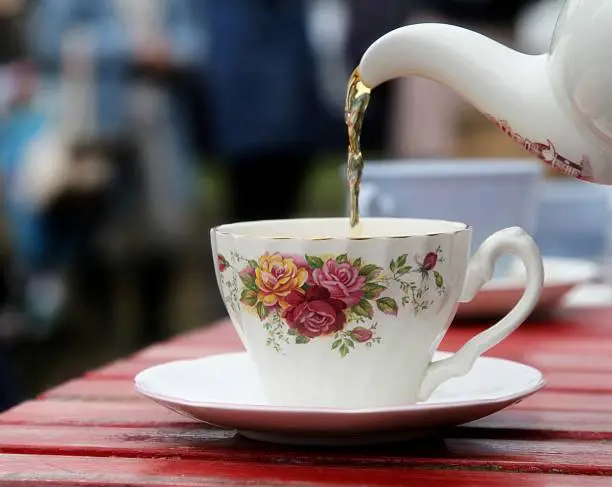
<box><xmin>488</xmin><ymin>115</ymin><xmax>594</xmax><ymax>182</ymax></box>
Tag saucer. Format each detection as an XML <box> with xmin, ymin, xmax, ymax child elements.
<box><xmin>134</xmin><ymin>352</ymin><xmax>545</xmax><ymax>446</ymax></box>
<box><xmin>456</xmin><ymin>257</ymin><xmax>599</xmax><ymax>318</ymax></box>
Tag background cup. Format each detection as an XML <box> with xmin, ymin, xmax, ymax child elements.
<box><xmin>343</xmin><ymin>159</ymin><xmax>544</xmax><ymax>277</ymax></box>
<box><xmin>534</xmin><ymin>178</ymin><xmax>612</xmax><ymax>262</ymax></box>
<box><xmin>211</xmin><ymin>217</ymin><xmax>543</xmax><ymax>409</ymax></box>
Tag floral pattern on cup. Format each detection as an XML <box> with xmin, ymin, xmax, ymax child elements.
<box><xmin>217</xmin><ymin>248</ymin><xmax>447</xmax><ymax>356</ymax></box>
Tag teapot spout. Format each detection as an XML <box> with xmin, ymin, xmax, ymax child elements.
<box><xmin>359</xmin><ymin>23</ymin><xmax>601</xmax><ymax>182</ymax></box>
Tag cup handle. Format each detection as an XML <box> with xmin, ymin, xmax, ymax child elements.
<box><xmin>358</xmin><ymin>183</ymin><xmax>396</xmax><ymax>216</ymax></box>
<box><xmin>417</xmin><ymin>227</ymin><xmax>544</xmax><ymax>401</ymax></box>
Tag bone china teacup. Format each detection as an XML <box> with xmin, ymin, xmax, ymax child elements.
<box><xmin>211</xmin><ymin>217</ymin><xmax>543</xmax><ymax>409</ymax></box>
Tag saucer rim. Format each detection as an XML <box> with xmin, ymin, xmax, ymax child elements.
<box><xmin>134</xmin><ymin>351</ymin><xmax>546</xmax><ymax>415</ymax></box>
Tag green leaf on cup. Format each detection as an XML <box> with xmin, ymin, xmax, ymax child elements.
<box><xmin>396</xmin><ymin>265</ymin><xmax>412</xmax><ymax>276</ymax></box>
<box><xmin>352</xmin><ymin>257</ymin><xmax>362</xmax><ymax>268</ymax></box>
<box><xmin>240</xmin><ymin>289</ymin><xmax>258</xmax><ymax>306</ymax></box>
<box><xmin>336</xmin><ymin>253</ymin><xmax>349</xmax><ymax>264</ymax></box>
<box><xmin>305</xmin><ymin>255</ymin><xmax>324</xmax><ymax>269</ymax></box>
<box><xmin>287</xmin><ymin>328</ymin><xmax>297</xmax><ymax>336</ymax></box>
<box><xmin>364</xmin><ymin>282</ymin><xmax>386</xmax><ymax>299</ymax></box>
<box><xmin>359</xmin><ymin>264</ymin><xmax>379</xmax><ymax>280</ymax></box>
<box><xmin>240</xmin><ymin>272</ymin><xmax>258</xmax><ymax>291</ymax></box>
<box><xmin>354</xmin><ymin>298</ymin><xmax>374</xmax><ymax>319</ymax></box>
<box><xmin>295</xmin><ymin>335</ymin><xmax>310</xmax><ymax>344</ymax></box>
<box><xmin>376</xmin><ymin>297</ymin><xmax>398</xmax><ymax>316</ymax></box>
<box><xmin>332</xmin><ymin>339</ymin><xmax>342</xmax><ymax>349</ymax></box>
<box><xmin>339</xmin><ymin>344</ymin><xmax>350</xmax><ymax>358</ymax></box>
<box><xmin>390</xmin><ymin>259</ymin><xmax>397</xmax><ymax>273</ymax></box>
<box><xmin>434</xmin><ymin>271</ymin><xmax>444</xmax><ymax>288</ymax></box>
<box><xmin>396</xmin><ymin>254</ymin><xmax>408</xmax><ymax>268</ymax></box>
<box><xmin>248</xmin><ymin>259</ymin><xmax>258</xmax><ymax>269</ymax></box>
<box><xmin>256</xmin><ymin>301</ymin><xmax>269</xmax><ymax>320</ymax></box>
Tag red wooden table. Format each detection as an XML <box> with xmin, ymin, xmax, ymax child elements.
<box><xmin>2</xmin><ymin>309</ymin><xmax>612</xmax><ymax>486</ymax></box>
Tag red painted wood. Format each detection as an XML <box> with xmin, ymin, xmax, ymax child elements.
<box><xmin>172</xmin><ymin>309</ymin><xmax>612</xmax><ymax>347</ymax></box>
<box><xmin>4</xmin><ymin>400</ymin><xmax>612</xmax><ymax>441</ymax></box>
<box><xmin>88</xmin><ymin>350</ymin><xmax>612</xmax><ymax>380</ymax></box>
<box><xmin>4</xmin><ymin>310</ymin><xmax>612</xmax><ymax>485</ymax></box>
<box><xmin>131</xmin><ymin>343</ymin><xmax>242</xmax><ymax>362</ymax></box>
<box><xmin>1</xmin><ymin>454</ymin><xmax>608</xmax><ymax>487</ymax></box>
<box><xmin>519</xmin><ymin>353</ymin><xmax>612</xmax><ymax>373</ymax></box>
<box><xmin>0</xmin><ymin>401</ymin><xmax>193</xmax><ymax>427</ymax></box>
<box><xmin>462</xmin><ymin>409</ymin><xmax>612</xmax><ymax>440</ymax></box>
<box><xmin>40</xmin><ymin>379</ymin><xmax>142</xmax><ymax>401</ymax></box>
<box><xmin>0</xmin><ymin>425</ymin><xmax>611</xmax><ymax>475</ymax></box>
<box><xmin>514</xmin><ymin>391</ymin><xmax>612</xmax><ymax>412</ymax></box>
<box><xmin>42</xmin><ymin>372</ymin><xmax>612</xmax><ymax>405</ymax></box>
<box><xmin>131</xmin><ymin>335</ymin><xmax>612</xmax><ymax>364</ymax></box>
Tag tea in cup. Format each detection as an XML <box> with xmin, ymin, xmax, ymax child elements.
<box><xmin>211</xmin><ymin>217</ymin><xmax>543</xmax><ymax>409</ymax></box>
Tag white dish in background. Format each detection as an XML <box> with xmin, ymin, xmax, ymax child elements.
<box><xmin>456</xmin><ymin>256</ymin><xmax>601</xmax><ymax>319</ymax></box>
<box><xmin>135</xmin><ymin>351</ymin><xmax>544</xmax><ymax>447</ymax></box>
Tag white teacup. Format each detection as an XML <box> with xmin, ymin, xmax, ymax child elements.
<box><xmin>211</xmin><ymin>218</ymin><xmax>543</xmax><ymax>409</ymax></box>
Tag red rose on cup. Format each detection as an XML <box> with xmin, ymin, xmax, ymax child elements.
<box><xmin>350</xmin><ymin>326</ymin><xmax>373</xmax><ymax>343</ymax></box>
<box><xmin>282</xmin><ymin>286</ymin><xmax>347</xmax><ymax>338</ymax></box>
<box><xmin>218</xmin><ymin>254</ymin><xmax>228</xmax><ymax>272</ymax></box>
<box><xmin>312</xmin><ymin>259</ymin><xmax>366</xmax><ymax>306</ymax></box>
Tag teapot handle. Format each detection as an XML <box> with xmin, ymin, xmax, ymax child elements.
<box><xmin>418</xmin><ymin>227</ymin><xmax>544</xmax><ymax>401</ymax></box>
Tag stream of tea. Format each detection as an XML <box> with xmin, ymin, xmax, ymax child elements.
<box><xmin>345</xmin><ymin>67</ymin><xmax>371</xmax><ymax>235</ymax></box>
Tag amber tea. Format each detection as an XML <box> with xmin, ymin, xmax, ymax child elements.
<box><xmin>345</xmin><ymin>67</ymin><xmax>371</xmax><ymax>234</ymax></box>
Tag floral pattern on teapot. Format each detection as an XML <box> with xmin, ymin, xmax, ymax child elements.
<box><xmin>488</xmin><ymin>114</ymin><xmax>594</xmax><ymax>182</ymax></box>
<box><xmin>217</xmin><ymin>249</ymin><xmax>447</xmax><ymax>357</ymax></box>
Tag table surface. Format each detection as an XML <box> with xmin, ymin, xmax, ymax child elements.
<box><xmin>2</xmin><ymin>308</ymin><xmax>612</xmax><ymax>486</ymax></box>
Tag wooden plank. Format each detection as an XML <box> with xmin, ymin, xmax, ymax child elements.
<box><xmin>131</xmin><ymin>343</ymin><xmax>242</xmax><ymax>362</ymax></box>
<box><xmin>42</xmin><ymin>371</ymin><xmax>612</xmax><ymax>404</ymax></box>
<box><xmin>0</xmin><ymin>425</ymin><xmax>611</xmax><ymax>475</ymax></box>
<box><xmin>4</xmin><ymin>400</ymin><xmax>612</xmax><ymax>442</ymax></box>
<box><xmin>0</xmin><ymin>454</ymin><xmax>609</xmax><ymax>487</ymax></box>
<box><xmin>40</xmin><ymin>379</ymin><xmax>142</xmax><ymax>401</ymax></box>
<box><xmin>0</xmin><ymin>401</ymin><xmax>193</xmax><ymax>427</ymax></box>
<box><xmin>514</xmin><ymin>391</ymin><xmax>612</xmax><ymax>412</ymax></box>
<box><xmin>88</xmin><ymin>350</ymin><xmax>612</xmax><ymax>381</ymax></box>
<box><xmin>130</xmin><ymin>337</ymin><xmax>612</xmax><ymax>364</ymax></box>
<box><xmin>462</xmin><ymin>409</ymin><xmax>612</xmax><ymax>440</ymax></box>
<box><xmin>175</xmin><ymin>307</ymin><xmax>612</xmax><ymax>345</ymax></box>
<box><xmin>176</xmin><ymin>309</ymin><xmax>612</xmax><ymax>347</ymax></box>
<box><xmin>519</xmin><ymin>353</ymin><xmax>612</xmax><ymax>373</ymax></box>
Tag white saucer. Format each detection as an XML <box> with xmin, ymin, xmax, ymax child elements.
<box><xmin>456</xmin><ymin>257</ymin><xmax>600</xmax><ymax>318</ymax></box>
<box><xmin>134</xmin><ymin>352</ymin><xmax>545</xmax><ymax>446</ymax></box>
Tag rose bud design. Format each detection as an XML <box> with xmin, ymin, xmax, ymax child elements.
<box><xmin>350</xmin><ymin>326</ymin><xmax>373</xmax><ymax>343</ymax></box>
<box><xmin>218</xmin><ymin>254</ymin><xmax>228</xmax><ymax>272</ymax></box>
<box><xmin>422</xmin><ymin>252</ymin><xmax>438</xmax><ymax>271</ymax></box>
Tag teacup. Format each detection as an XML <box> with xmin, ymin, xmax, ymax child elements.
<box><xmin>347</xmin><ymin>159</ymin><xmax>544</xmax><ymax>276</ymax></box>
<box><xmin>211</xmin><ymin>217</ymin><xmax>543</xmax><ymax>409</ymax></box>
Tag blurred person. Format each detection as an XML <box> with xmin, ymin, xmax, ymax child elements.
<box><xmin>205</xmin><ymin>0</ymin><xmax>325</xmax><ymax>223</ymax></box>
<box><xmin>17</xmin><ymin>0</ymin><xmax>205</xmax><ymax>343</ymax></box>
<box><xmin>0</xmin><ymin>0</ymin><xmax>34</xmax><ymax>411</ymax></box>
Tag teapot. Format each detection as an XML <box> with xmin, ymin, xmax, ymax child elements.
<box><xmin>357</xmin><ymin>0</ymin><xmax>612</xmax><ymax>184</ymax></box>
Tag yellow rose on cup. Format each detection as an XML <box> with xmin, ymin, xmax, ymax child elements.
<box><xmin>255</xmin><ymin>253</ymin><xmax>309</xmax><ymax>308</ymax></box>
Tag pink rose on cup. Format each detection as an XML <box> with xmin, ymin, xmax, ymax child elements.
<box><xmin>282</xmin><ymin>286</ymin><xmax>347</xmax><ymax>338</ymax></box>
<box><xmin>312</xmin><ymin>259</ymin><xmax>366</xmax><ymax>306</ymax></box>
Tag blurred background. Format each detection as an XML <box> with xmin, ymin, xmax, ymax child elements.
<box><xmin>0</xmin><ymin>0</ymin><xmax>597</xmax><ymax>410</ymax></box>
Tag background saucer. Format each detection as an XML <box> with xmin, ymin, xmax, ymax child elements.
<box><xmin>456</xmin><ymin>257</ymin><xmax>599</xmax><ymax>319</ymax></box>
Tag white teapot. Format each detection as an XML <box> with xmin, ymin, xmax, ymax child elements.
<box><xmin>358</xmin><ymin>0</ymin><xmax>612</xmax><ymax>184</ymax></box>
